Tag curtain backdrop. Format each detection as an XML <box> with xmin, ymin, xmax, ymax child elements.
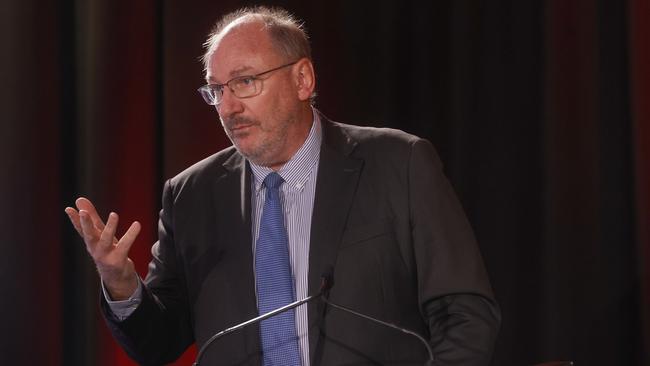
<box><xmin>2</xmin><ymin>1</ymin><xmax>648</xmax><ymax>365</ymax></box>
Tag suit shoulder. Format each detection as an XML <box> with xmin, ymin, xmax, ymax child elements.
<box><xmin>338</xmin><ymin>121</ymin><xmax>422</xmax><ymax>143</ymax></box>
<box><xmin>167</xmin><ymin>145</ymin><xmax>239</xmax><ymax>188</ymax></box>
<box><xmin>333</xmin><ymin>121</ymin><xmax>429</xmax><ymax>154</ymax></box>
<box><xmin>323</xmin><ymin>120</ymin><xmax>442</xmax><ymax>173</ymax></box>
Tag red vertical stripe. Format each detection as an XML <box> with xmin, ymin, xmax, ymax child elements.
<box><xmin>85</xmin><ymin>2</ymin><xmax>157</xmax><ymax>365</ymax></box>
<box><xmin>89</xmin><ymin>2</ymin><xmax>198</xmax><ymax>364</ymax></box>
<box><xmin>35</xmin><ymin>1</ymin><xmax>63</xmax><ymax>363</ymax></box>
<box><xmin>630</xmin><ymin>0</ymin><xmax>650</xmax><ymax>363</ymax></box>
<box><xmin>113</xmin><ymin>3</ymin><xmax>157</xmax><ymax>365</ymax></box>
<box><xmin>37</xmin><ymin>14</ymin><xmax>64</xmax><ymax>366</ymax></box>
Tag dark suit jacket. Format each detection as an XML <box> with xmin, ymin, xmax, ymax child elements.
<box><xmin>102</xmin><ymin>114</ymin><xmax>500</xmax><ymax>366</ymax></box>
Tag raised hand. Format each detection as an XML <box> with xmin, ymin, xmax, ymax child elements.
<box><xmin>65</xmin><ymin>197</ymin><xmax>141</xmax><ymax>300</ymax></box>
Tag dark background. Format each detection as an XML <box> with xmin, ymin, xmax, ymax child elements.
<box><xmin>2</xmin><ymin>0</ymin><xmax>649</xmax><ymax>365</ymax></box>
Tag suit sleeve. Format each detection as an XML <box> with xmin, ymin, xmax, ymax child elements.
<box><xmin>408</xmin><ymin>138</ymin><xmax>501</xmax><ymax>366</ymax></box>
<box><xmin>100</xmin><ymin>179</ymin><xmax>194</xmax><ymax>365</ymax></box>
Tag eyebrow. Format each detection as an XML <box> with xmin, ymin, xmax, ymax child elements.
<box><xmin>207</xmin><ymin>66</ymin><xmax>256</xmax><ymax>84</ymax></box>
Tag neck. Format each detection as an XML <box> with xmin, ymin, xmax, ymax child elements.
<box><xmin>268</xmin><ymin>105</ymin><xmax>314</xmax><ymax>171</ymax></box>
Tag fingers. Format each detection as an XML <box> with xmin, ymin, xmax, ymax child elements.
<box><xmin>64</xmin><ymin>207</ymin><xmax>82</xmax><ymax>235</ymax></box>
<box><xmin>78</xmin><ymin>209</ymin><xmax>99</xmax><ymax>241</ymax></box>
<box><xmin>75</xmin><ymin>197</ymin><xmax>98</xmax><ymax>214</ymax></box>
<box><xmin>66</xmin><ymin>198</ymin><xmax>140</xmax><ymax>260</ymax></box>
<box><xmin>76</xmin><ymin>197</ymin><xmax>106</xmax><ymax>231</ymax></box>
<box><xmin>97</xmin><ymin>212</ymin><xmax>119</xmax><ymax>254</ymax></box>
<box><xmin>116</xmin><ymin>221</ymin><xmax>141</xmax><ymax>256</ymax></box>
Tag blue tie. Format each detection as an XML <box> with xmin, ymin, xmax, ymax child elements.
<box><xmin>255</xmin><ymin>172</ymin><xmax>301</xmax><ymax>366</ymax></box>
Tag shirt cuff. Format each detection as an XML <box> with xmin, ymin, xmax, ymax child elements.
<box><xmin>101</xmin><ymin>278</ymin><xmax>143</xmax><ymax>321</ymax></box>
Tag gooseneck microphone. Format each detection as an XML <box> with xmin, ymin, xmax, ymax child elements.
<box><xmin>320</xmin><ymin>299</ymin><xmax>435</xmax><ymax>365</ymax></box>
<box><xmin>193</xmin><ymin>274</ymin><xmax>332</xmax><ymax>366</ymax></box>
<box><xmin>194</xmin><ymin>268</ymin><xmax>434</xmax><ymax>366</ymax></box>
<box><xmin>319</xmin><ymin>269</ymin><xmax>436</xmax><ymax>366</ymax></box>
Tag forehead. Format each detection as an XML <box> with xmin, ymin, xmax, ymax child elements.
<box><xmin>206</xmin><ymin>20</ymin><xmax>282</xmax><ymax>82</ymax></box>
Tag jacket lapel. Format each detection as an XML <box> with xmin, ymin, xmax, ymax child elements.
<box><xmin>219</xmin><ymin>152</ymin><xmax>262</xmax><ymax>364</ymax></box>
<box><xmin>308</xmin><ymin>117</ymin><xmax>363</xmax><ymax>363</ymax></box>
<box><xmin>217</xmin><ymin>118</ymin><xmax>364</xmax><ymax>364</ymax></box>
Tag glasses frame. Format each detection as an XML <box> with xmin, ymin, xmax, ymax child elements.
<box><xmin>198</xmin><ymin>61</ymin><xmax>298</xmax><ymax>106</ymax></box>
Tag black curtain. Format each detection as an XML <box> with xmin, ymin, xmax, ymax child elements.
<box><xmin>3</xmin><ymin>1</ymin><xmax>646</xmax><ymax>365</ymax></box>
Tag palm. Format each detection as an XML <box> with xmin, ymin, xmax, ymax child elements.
<box><xmin>65</xmin><ymin>197</ymin><xmax>141</xmax><ymax>299</ymax></box>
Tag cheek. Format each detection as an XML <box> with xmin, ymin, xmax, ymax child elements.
<box><xmin>246</xmin><ymin>99</ymin><xmax>280</xmax><ymax>130</ymax></box>
<box><xmin>241</xmin><ymin>80</ymin><xmax>295</xmax><ymax>131</ymax></box>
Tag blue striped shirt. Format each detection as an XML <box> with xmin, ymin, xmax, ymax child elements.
<box><xmin>106</xmin><ymin>110</ymin><xmax>322</xmax><ymax>365</ymax></box>
<box><xmin>249</xmin><ymin>110</ymin><xmax>322</xmax><ymax>366</ymax></box>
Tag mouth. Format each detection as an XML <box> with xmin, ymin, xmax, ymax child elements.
<box><xmin>230</xmin><ymin>124</ymin><xmax>253</xmax><ymax>131</ymax></box>
<box><xmin>222</xmin><ymin>116</ymin><xmax>257</xmax><ymax>137</ymax></box>
<box><xmin>229</xmin><ymin>124</ymin><xmax>255</xmax><ymax>135</ymax></box>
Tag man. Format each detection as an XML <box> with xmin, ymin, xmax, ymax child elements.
<box><xmin>65</xmin><ymin>6</ymin><xmax>500</xmax><ymax>366</ymax></box>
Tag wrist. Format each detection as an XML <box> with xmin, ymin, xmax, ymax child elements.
<box><xmin>102</xmin><ymin>271</ymin><xmax>138</xmax><ymax>301</ymax></box>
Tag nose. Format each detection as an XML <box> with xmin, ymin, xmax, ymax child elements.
<box><xmin>215</xmin><ymin>87</ymin><xmax>243</xmax><ymax>119</ymax></box>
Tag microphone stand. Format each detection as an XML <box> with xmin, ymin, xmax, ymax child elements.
<box><xmin>193</xmin><ymin>291</ymin><xmax>322</xmax><ymax>366</ymax></box>
<box><xmin>321</xmin><ymin>298</ymin><xmax>436</xmax><ymax>366</ymax></box>
<box><xmin>193</xmin><ymin>271</ymin><xmax>434</xmax><ymax>366</ymax></box>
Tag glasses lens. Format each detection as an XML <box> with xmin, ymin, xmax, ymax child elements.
<box><xmin>198</xmin><ymin>85</ymin><xmax>220</xmax><ymax>105</ymax></box>
<box><xmin>229</xmin><ymin>77</ymin><xmax>259</xmax><ymax>99</ymax></box>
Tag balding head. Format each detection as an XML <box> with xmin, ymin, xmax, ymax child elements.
<box><xmin>202</xmin><ymin>6</ymin><xmax>311</xmax><ymax>71</ymax></box>
<box><xmin>198</xmin><ymin>7</ymin><xmax>317</xmax><ymax>170</ymax></box>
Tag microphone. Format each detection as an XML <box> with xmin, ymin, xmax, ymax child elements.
<box><xmin>319</xmin><ymin>270</ymin><xmax>435</xmax><ymax>366</ymax></box>
<box><xmin>193</xmin><ymin>273</ymin><xmax>333</xmax><ymax>366</ymax></box>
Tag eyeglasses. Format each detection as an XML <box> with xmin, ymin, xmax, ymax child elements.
<box><xmin>198</xmin><ymin>61</ymin><xmax>298</xmax><ymax>106</ymax></box>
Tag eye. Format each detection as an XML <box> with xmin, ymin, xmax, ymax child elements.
<box><xmin>239</xmin><ymin>77</ymin><xmax>255</xmax><ymax>86</ymax></box>
<box><xmin>209</xmin><ymin>84</ymin><xmax>223</xmax><ymax>96</ymax></box>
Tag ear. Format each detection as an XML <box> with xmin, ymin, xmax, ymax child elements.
<box><xmin>292</xmin><ymin>58</ymin><xmax>316</xmax><ymax>102</ymax></box>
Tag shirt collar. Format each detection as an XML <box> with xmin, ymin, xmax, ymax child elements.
<box><xmin>249</xmin><ymin>108</ymin><xmax>322</xmax><ymax>193</ymax></box>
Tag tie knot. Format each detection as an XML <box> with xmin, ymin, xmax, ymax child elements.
<box><xmin>263</xmin><ymin>172</ymin><xmax>284</xmax><ymax>190</ymax></box>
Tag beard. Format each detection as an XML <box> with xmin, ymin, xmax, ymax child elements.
<box><xmin>220</xmin><ymin>114</ymin><xmax>292</xmax><ymax>167</ymax></box>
